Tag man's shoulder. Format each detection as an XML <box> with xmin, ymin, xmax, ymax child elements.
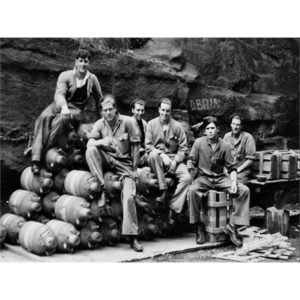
<box><xmin>194</xmin><ymin>136</ymin><xmax>207</xmax><ymax>144</ymax></box>
<box><xmin>242</xmin><ymin>131</ymin><xmax>254</xmax><ymax>139</ymax></box>
<box><xmin>147</xmin><ymin>117</ymin><xmax>159</xmax><ymax>126</ymax></box>
<box><xmin>58</xmin><ymin>69</ymin><xmax>74</xmax><ymax>79</ymax></box>
<box><xmin>142</xmin><ymin>119</ymin><xmax>147</xmax><ymax>126</ymax></box>
<box><xmin>223</xmin><ymin>132</ymin><xmax>231</xmax><ymax>139</ymax></box>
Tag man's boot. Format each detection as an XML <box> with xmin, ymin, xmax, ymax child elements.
<box><xmin>167</xmin><ymin>209</ymin><xmax>178</xmax><ymax>227</ymax></box>
<box><xmin>223</xmin><ymin>223</ymin><xmax>243</xmax><ymax>247</ymax></box>
<box><xmin>129</xmin><ymin>236</ymin><xmax>143</xmax><ymax>252</ymax></box>
<box><xmin>196</xmin><ymin>222</ymin><xmax>206</xmax><ymax>244</ymax></box>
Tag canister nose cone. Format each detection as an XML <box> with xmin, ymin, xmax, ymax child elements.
<box><xmin>45</xmin><ymin>236</ymin><xmax>57</xmax><ymax>249</ymax></box>
<box><xmin>148</xmin><ymin>224</ymin><xmax>158</xmax><ymax>235</ymax></box>
<box><xmin>89</xmin><ymin>182</ymin><xmax>101</xmax><ymax>193</ymax></box>
<box><xmin>69</xmin><ymin>234</ymin><xmax>80</xmax><ymax>246</ymax></box>
<box><xmin>74</xmin><ymin>154</ymin><xmax>84</xmax><ymax>164</ymax></box>
<box><xmin>31</xmin><ymin>202</ymin><xmax>42</xmax><ymax>212</ymax></box>
<box><xmin>56</xmin><ymin>155</ymin><xmax>67</xmax><ymax>165</ymax></box>
<box><xmin>43</xmin><ymin>178</ymin><xmax>53</xmax><ymax>189</ymax></box>
<box><xmin>91</xmin><ymin>231</ymin><xmax>102</xmax><ymax>242</ymax></box>
<box><xmin>110</xmin><ymin>229</ymin><xmax>121</xmax><ymax>241</ymax></box>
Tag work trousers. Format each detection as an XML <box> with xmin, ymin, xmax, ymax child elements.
<box><xmin>148</xmin><ymin>151</ymin><xmax>191</xmax><ymax>213</ymax></box>
<box><xmin>85</xmin><ymin>146</ymin><xmax>138</xmax><ymax>235</ymax></box>
<box><xmin>188</xmin><ymin>175</ymin><xmax>250</xmax><ymax>226</ymax></box>
<box><xmin>31</xmin><ymin>102</ymin><xmax>81</xmax><ymax>162</ymax></box>
<box><xmin>237</xmin><ymin>169</ymin><xmax>252</xmax><ymax>185</ymax></box>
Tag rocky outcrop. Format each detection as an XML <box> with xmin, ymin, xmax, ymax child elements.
<box><xmin>0</xmin><ymin>38</ymin><xmax>299</xmax><ymax>180</ymax></box>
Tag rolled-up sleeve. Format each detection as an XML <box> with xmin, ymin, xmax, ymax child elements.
<box><xmin>128</xmin><ymin>119</ymin><xmax>140</xmax><ymax>145</ymax></box>
<box><xmin>88</xmin><ymin>120</ymin><xmax>102</xmax><ymax>140</ymax></box>
<box><xmin>245</xmin><ymin>134</ymin><xmax>256</xmax><ymax>160</ymax></box>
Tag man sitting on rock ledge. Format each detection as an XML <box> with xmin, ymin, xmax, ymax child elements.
<box><xmin>28</xmin><ymin>49</ymin><xmax>103</xmax><ymax>175</ymax></box>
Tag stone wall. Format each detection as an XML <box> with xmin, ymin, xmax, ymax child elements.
<box><xmin>0</xmin><ymin>38</ymin><xmax>299</xmax><ymax>193</ymax></box>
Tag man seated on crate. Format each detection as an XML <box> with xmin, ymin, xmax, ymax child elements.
<box><xmin>223</xmin><ymin>113</ymin><xmax>256</xmax><ymax>184</ymax></box>
<box><xmin>187</xmin><ymin>116</ymin><xmax>250</xmax><ymax>247</ymax></box>
<box><xmin>27</xmin><ymin>49</ymin><xmax>103</xmax><ymax>175</ymax></box>
<box><xmin>85</xmin><ymin>94</ymin><xmax>143</xmax><ymax>252</ymax></box>
<box><xmin>130</xmin><ymin>98</ymin><xmax>148</xmax><ymax>167</ymax></box>
<box><xmin>145</xmin><ymin>98</ymin><xmax>191</xmax><ymax>226</ymax></box>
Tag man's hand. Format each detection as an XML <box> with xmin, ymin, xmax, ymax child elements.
<box><xmin>160</xmin><ymin>153</ymin><xmax>172</xmax><ymax>168</ymax></box>
<box><xmin>187</xmin><ymin>159</ymin><xmax>194</xmax><ymax>171</ymax></box>
<box><xmin>230</xmin><ymin>180</ymin><xmax>238</xmax><ymax>195</ymax></box>
<box><xmin>168</xmin><ymin>160</ymin><xmax>177</xmax><ymax>174</ymax></box>
<box><xmin>97</xmin><ymin>137</ymin><xmax>117</xmax><ymax>152</ymax></box>
<box><xmin>60</xmin><ymin>104</ymin><xmax>71</xmax><ymax>125</ymax></box>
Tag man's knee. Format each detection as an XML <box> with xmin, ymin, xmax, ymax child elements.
<box><xmin>148</xmin><ymin>150</ymin><xmax>160</xmax><ymax>162</ymax></box>
<box><xmin>238</xmin><ymin>183</ymin><xmax>250</xmax><ymax>195</ymax></box>
<box><xmin>85</xmin><ymin>146</ymin><xmax>100</xmax><ymax>160</ymax></box>
<box><xmin>180</xmin><ymin>169</ymin><xmax>192</xmax><ymax>184</ymax></box>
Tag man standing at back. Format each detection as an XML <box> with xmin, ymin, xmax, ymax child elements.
<box><xmin>130</xmin><ymin>99</ymin><xmax>148</xmax><ymax>167</ymax></box>
<box><xmin>85</xmin><ymin>94</ymin><xmax>143</xmax><ymax>252</ymax></box>
<box><xmin>30</xmin><ymin>49</ymin><xmax>103</xmax><ymax>174</ymax></box>
<box><xmin>145</xmin><ymin>98</ymin><xmax>191</xmax><ymax>226</ymax></box>
<box><xmin>223</xmin><ymin>114</ymin><xmax>256</xmax><ymax>184</ymax></box>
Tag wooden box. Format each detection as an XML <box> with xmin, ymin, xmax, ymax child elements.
<box><xmin>253</xmin><ymin>150</ymin><xmax>281</xmax><ymax>180</ymax></box>
<box><xmin>266</xmin><ymin>206</ymin><xmax>289</xmax><ymax>236</ymax></box>
<box><xmin>276</xmin><ymin>150</ymin><xmax>298</xmax><ymax>180</ymax></box>
<box><xmin>205</xmin><ymin>190</ymin><xmax>232</xmax><ymax>243</ymax></box>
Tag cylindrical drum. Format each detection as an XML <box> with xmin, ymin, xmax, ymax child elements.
<box><xmin>47</xmin><ymin>220</ymin><xmax>80</xmax><ymax>253</ymax></box>
<box><xmin>80</xmin><ymin>220</ymin><xmax>102</xmax><ymax>249</ymax></box>
<box><xmin>66</xmin><ymin>149</ymin><xmax>85</xmax><ymax>169</ymax></box>
<box><xmin>19</xmin><ymin>221</ymin><xmax>57</xmax><ymax>255</ymax></box>
<box><xmin>64</xmin><ymin>170</ymin><xmax>101</xmax><ymax>200</ymax></box>
<box><xmin>8</xmin><ymin>189</ymin><xmax>42</xmax><ymax>219</ymax></box>
<box><xmin>20</xmin><ymin>167</ymin><xmax>53</xmax><ymax>195</ymax></box>
<box><xmin>55</xmin><ymin>195</ymin><xmax>91</xmax><ymax>226</ymax></box>
<box><xmin>0</xmin><ymin>213</ymin><xmax>26</xmax><ymax>244</ymax></box>
<box><xmin>41</xmin><ymin>191</ymin><xmax>60</xmax><ymax>218</ymax></box>
<box><xmin>45</xmin><ymin>147</ymin><xmax>67</xmax><ymax>173</ymax></box>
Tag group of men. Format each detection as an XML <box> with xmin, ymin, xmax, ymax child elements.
<box><xmin>28</xmin><ymin>49</ymin><xmax>256</xmax><ymax>252</ymax></box>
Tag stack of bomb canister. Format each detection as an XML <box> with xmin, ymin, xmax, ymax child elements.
<box><xmin>0</xmin><ymin>123</ymin><xmax>191</xmax><ymax>256</ymax></box>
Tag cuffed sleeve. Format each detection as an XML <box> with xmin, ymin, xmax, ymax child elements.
<box><xmin>88</xmin><ymin>120</ymin><xmax>102</xmax><ymax>140</ymax></box>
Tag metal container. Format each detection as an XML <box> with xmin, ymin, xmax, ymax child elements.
<box><xmin>0</xmin><ymin>225</ymin><xmax>7</xmax><ymax>244</ymax></box>
<box><xmin>0</xmin><ymin>213</ymin><xmax>26</xmax><ymax>244</ymax></box>
<box><xmin>55</xmin><ymin>195</ymin><xmax>91</xmax><ymax>226</ymax></box>
<box><xmin>53</xmin><ymin>168</ymin><xmax>69</xmax><ymax>194</ymax></box>
<box><xmin>8</xmin><ymin>189</ymin><xmax>42</xmax><ymax>219</ymax></box>
<box><xmin>66</xmin><ymin>149</ymin><xmax>85</xmax><ymax>169</ymax></box>
<box><xmin>64</xmin><ymin>170</ymin><xmax>101</xmax><ymax>200</ymax></box>
<box><xmin>47</xmin><ymin>219</ymin><xmax>80</xmax><ymax>252</ymax></box>
<box><xmin>41</xmin><ymin>191</ymin><xmax>60</xmax><ymax>218</ymax></box>
<box><xmin>19</xmin><ymin>221</ymin><xmax>57</xmax><ymax>255</ymax></box>
<box><xmin>80</xmin><ymin>220</ymin><xmax>102</xmax><ymax>249</ymax></box>
<box><xmin>20</xmin><ymin>167</ymin><xmax>53</xmax><ymax>195</ymax></box>
<box><xmin>45</xmin><ymin>147</ymin><xmax>67</xmax><ymax>173</ymax></box>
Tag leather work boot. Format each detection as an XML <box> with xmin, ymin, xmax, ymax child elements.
<box><xmin>223</xmin><ymin>223</ymin><xmax>243</xmax><ymax>247</ymax></box>
<box><xmin>196</xmin><ymin>222</ymin><xmax>206</xmax><ymax>244</ymax></box>
<box><xmin>167</xmin><ymin>210</ymin><xmax>178</xmax><ymax>227</ymax></box>
<box><xmin>97</xmin><ymin>190</ymin><xmax>107</xmax><ymax>208</ymax></box>
<box><xmin>130</xmin><ymin>237</ymin><xmax>143</xmax><ymax>252</ymax></box>
<box><xmin>31</xmin><ymin>161</ymin><xmax>41</xmax><ymax>175</ymax></box>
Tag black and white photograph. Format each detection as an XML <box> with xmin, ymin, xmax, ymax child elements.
<box><xmin>0</xmin><ymin>1</ymin><xmax>299</xmax><ymax>300</ymax></box>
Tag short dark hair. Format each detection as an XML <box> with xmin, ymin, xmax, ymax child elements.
<box><xmin>76</xmin><ymin>49</ymin><xmax>91</xmax><ymax>60</ymax></box>
<box><xmin>230</xmin><ymin>113</ymin><xmax>243</xmax><ymax>125</ymax></box>
<box><xmin>100</xmin><ymin>94</ymin><xmax>116</xmax><ymax>108</ymax></box>
<box><xmin>203</xmin><ymin>116</ymin><xmax>219</xmax><ymax>128</ymax></box>
<box><xmin>130</xmin><ymin>99</ymin><xmax>145</xmax><ymax>110</ymax></box>
<box><xmin>159</xmin><ymin>98</ymin><xmax>172</xmax><ymax>108</ymax></box>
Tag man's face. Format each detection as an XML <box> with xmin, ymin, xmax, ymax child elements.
<box><xmin>132</xmin><ymin>103</ymin><xmax>145</xmax><ymax>120</ymax></box>
<box><xmin>205</xmin><ymin>122</ymin><xmax>219</xmax><ymax>139</ymax></box>
<box><xmin>102</xmin><ymin>103</ymin><xmax>117</xmax><ymax>122</ymax></box>
<box><xmin>230</xmin><ymin>118</ymin><xmax>242</xmax><ymax>135</ymax></box>
<box><xmin>158</xmin><ymin>102</ymin><xmax>171</xmax><ymax>123</ymax></box>
<box><xmin>75</xmin><ymin>57</ymin><xmax>90</xmax><ymax>75</ymax></box>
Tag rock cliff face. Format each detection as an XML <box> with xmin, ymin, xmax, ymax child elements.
<box><xmin>0</xmin><ymin>38</ymin><xmax>299</xmax><ymax>188</ymax></box>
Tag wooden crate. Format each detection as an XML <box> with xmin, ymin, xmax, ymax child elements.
<box><xmin>266</xmin><ymin>206</ymin><xmax>289</xmax><ymax>236</ymax></box>
<box><xmin>253</xmin><ymin>151</ymin><xmax>281</xmax><ymax>180</ymax></box>
<box><xmin>293</xmin><ymin>150</ymin><xmax>300</xmax><ymax>178</ymax></box>
<box><xmin>205</xmin><ymin>190</ymin><xmax>232</xmax><ymax>243</ymax></box>
<box><xmin>275</xmin><ymin>150</ymin><xmax>298</xmax><ymax>180</ymax></box>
